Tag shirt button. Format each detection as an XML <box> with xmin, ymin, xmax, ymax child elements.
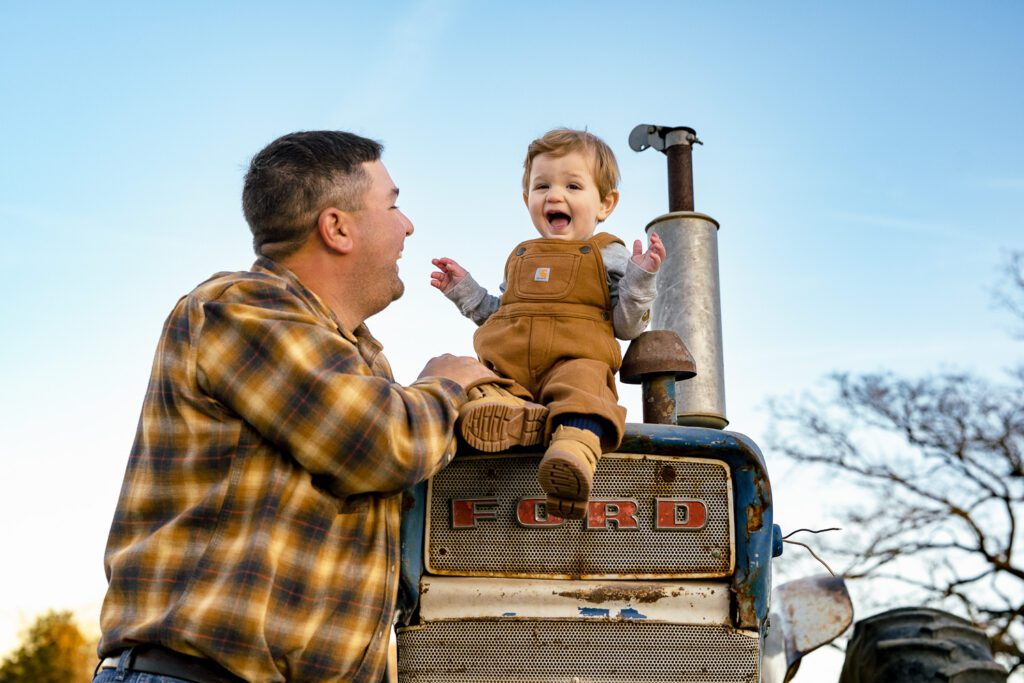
<box><xmin>580</xmin><ymin>246</ymin><xmax>591</xmax><ymax>254</ymax></box>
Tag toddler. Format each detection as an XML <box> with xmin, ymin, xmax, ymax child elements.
<box><xmin>431</xmin><ymin>128</ymin><xmax>664</xmax><ymax>519</ymax></box>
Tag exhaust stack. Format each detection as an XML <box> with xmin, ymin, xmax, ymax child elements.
<box><xmin>629</xmin><ymin>124</ymin><xmax>727</xmax><ymax>429</ymax></box>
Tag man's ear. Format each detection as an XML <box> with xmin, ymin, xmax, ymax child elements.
<box><xmin>317</xmin><ymin>207</ymin><xmax>355</xmax><ymax>255</ymax></box>
<box><xmin>597</xmin><ymin>189</ymin><xmax>620</xmax><ymax>222</ymax></box>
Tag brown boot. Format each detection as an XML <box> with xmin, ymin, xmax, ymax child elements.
<box><xmin>538</xmin><ymin>425</ymin><xmax>601</xmax><ymax>520</ymax></box>
<box><xmin>457</xmin><ymin>382</ymin><xmax>548</xmax><ymax>452</ymax></box>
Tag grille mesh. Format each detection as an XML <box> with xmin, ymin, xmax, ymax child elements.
<box><xmin>397</xmin><ymin>620</ymin><xmax>759</xmax><ymax>682</ymax></box>
<box><xmin>427</xmin><ymin>454</ymin><xmax>732</xmax><ymax>577</ymax></box>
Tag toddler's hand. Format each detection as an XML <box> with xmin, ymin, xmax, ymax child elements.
<box><xmin>430</xmin><ymin>257</ymin><xmax>468</xmax><ymax>294</ymax></box>
<box><xmin>631</xmin><ymin>232</ymin><xmax>666</xmax><ymax>273</ymax></box>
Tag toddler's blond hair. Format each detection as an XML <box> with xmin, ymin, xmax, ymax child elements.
<box><xmin>522</xmin><ymin>128</ymin><xmax>620</xmax><ymax>200</ymax></box>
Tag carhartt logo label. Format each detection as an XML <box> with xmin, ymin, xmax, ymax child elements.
<box><xmin>534</xmin><ymin>267</ymin><xmax>551</xmax><ymax>282</ymax></box>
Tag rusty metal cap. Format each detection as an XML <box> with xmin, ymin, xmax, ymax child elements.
<box><xmin>619</xmin><ymin>330</ymin><xmax>697</xmax><ymax>384</ymax></box>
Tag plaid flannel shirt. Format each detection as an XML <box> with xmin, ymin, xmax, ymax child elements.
<box><xmin>98</xmin><ymin>257</ymin><xmax>464</xmax><ymax>682</ymax></box>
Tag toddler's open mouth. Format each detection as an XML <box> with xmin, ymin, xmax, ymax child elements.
<box><xmin>546</xmin><ymin>211</ymin><xmax>571</xmax><ymax>229</ymax></box>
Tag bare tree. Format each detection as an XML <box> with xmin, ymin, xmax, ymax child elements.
<box><xmin>768</xmin><ymin>252</ymin><xmax>1024</xmax><ymax>677</ymax></box>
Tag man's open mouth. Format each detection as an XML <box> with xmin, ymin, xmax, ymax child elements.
<box><xmin>546</xmin><ymin>211</ymin><xmax>571</xmax><ymax>229</ymax></box>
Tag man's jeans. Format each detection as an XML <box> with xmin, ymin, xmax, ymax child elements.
<box><xmin>92</xmin><ymin>648</ymin><xmax>194</xmax><ymax>683</ymax></box>
<box><xmin>93</xmin><ymin>672</ymin><xmax>193</xmax><ymax>683</ymax></box>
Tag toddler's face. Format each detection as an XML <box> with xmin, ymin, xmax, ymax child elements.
<box><xmin>524</xmin><ymin>151</ymin><xmax>618</xmax><ymax>241</ymax></box>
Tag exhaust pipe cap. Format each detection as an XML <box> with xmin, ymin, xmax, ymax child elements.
<box><xmin>620</xmin><ymin>330</ymin><xmax>697</xmax><ymax>385</ymax></box>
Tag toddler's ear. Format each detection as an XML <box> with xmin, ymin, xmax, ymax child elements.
<box><xmin>522</xmin><ymin>192</ymin><xmax>529</xmax><ymax>208</ymax></box>
<box><xmin>598</xmin><ymin>189</ymin><xmax>620</xmax><ymax>221</ymax></box>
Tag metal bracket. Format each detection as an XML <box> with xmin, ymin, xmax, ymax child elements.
<box><xmin>629</xmin><ymin>124</ymin><xmax>702</xmax><ymax>154</ymax></box>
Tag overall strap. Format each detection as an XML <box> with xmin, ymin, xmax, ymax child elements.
<box><xmin>589</xmin><ymin>232</ymin><xmax>625</xmax><ymax>250</ymax></box>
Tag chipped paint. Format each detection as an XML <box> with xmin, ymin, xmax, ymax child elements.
<box><xmin>418</xmin><ymin>577</ymin><xmax>731</xmax><ymax>625</ymax></box>
<box><xmin>555</xmin><ymin>586</ymin><xmax>671</xmax><ymax>604</ymax></box>
<box><xmin>619</xmin><ymin>608</ymin><xmax>647</xmax><ymax>619</ymax></box>
<box><xmin>746</xmin><ymin>503</ymin><xmax>764</xmax><ymax>533</ymax></box>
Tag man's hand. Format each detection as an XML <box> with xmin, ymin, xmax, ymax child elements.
<box><xmin>430</xmin><ymin>257</ymin><xmax>467</xmax><ymax>294</ymax></box>
<box><xmin>631</xmin><ymin>232</ymin><xmax>666</xmax><ymax>273</ymax></box>
<box><xmin>417</xmin><ymin>354</ymin><xmax>495</xmax><ymax>390</ymax></box>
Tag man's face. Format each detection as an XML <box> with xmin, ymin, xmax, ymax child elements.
<box><xmin>348</xmin><ymin>160</ymin><xmax>414</xmax><ymax>316</ymax></box>
<box><xmin>524</xmin><ymin>151</ymin><xmax>617</xmax><ymax>241</ymax></box>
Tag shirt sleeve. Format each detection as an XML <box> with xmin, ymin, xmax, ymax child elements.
<box><xmin>444</xmin><ymin>272</ymin><xmax>501</xmax><ymax>326</ymax></box>
<box><xmin>602</xmin><ymin>242</ymin><xmax>658</xmax><ymax>340</ymax></box>
<box><xmin>193</xmin><ymin>279</ymin><xmax>465</xmax><ymax>499</ymax></box>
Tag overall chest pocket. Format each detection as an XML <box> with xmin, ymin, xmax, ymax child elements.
<box><xmin>509</xmin><ymin>252</ymin><xmax>581</xmax><ymax>300</ymax></box>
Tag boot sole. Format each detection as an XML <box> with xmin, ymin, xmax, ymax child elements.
<box><xmin>538</xmin><ymin>455</ymin><xmax>592</xmax><ymax>504</ymax></box>
<box><xmin>545</xmin><ymin>495</ymin><xmax>588</xmax><ymax>521</ymax></box>
<box><xmin>458</xmin><ymin>402</ymin><xmax>547</xmax><ymax>452</ymax></box>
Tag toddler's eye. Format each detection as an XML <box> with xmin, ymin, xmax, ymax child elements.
<box><xmin>568</xmin><ymin>183</ymin><xmax>581</xmax><ymax>190</ymax></box>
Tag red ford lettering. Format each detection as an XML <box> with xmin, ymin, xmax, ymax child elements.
<box><xmin>449</xmin><ymin>496</ymin><xmax>710</xmax><ymax>531</ymax></box>
<box><xmin>451</xmin><ymin>497</ymin><xmax>499</xmax><ymax>529</ymax></box>
<box><xmin>515</xmin><ymin>498</ymin><xmax>565</xmax><ymax>527</ymax></box>
<box><xmin>585</xmin><ymin>500</ymin><xmax>640</xmax><ymax>531</ymax></box>
<box><xmin>654</xmin><ymin>498</ymin><xmax>708</xmax><ymax>530</ymax></box>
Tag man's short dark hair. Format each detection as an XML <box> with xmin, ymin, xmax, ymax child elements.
<box><xmin>242</xmin><ymin>131</ymin><xmax>383</xmax><ymax>259</ymax></box>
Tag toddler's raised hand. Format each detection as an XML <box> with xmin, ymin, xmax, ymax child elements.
<box><xmin>430</xmin><ymin>257</ymin><xmax>468</xmax><ymax>294</ymax></box>
<box><xmin>631</xmin><ymin>232</ymin><xmax>666</xmax><ymax>273</ymax></box>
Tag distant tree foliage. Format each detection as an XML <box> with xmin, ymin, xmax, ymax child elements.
<box><xmin>769</xmin><ymin>252</ymin><xmax>1024</xmax><ymax>678</ymax></box>
<box><xmin>0</xmin><ymin>610</ymin><xmax>97</xmax><ymax>683</ymax></box>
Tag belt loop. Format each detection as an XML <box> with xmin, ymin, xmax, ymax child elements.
<box><xmin>114</xmin><ymin>646</ymin><xmax>135</xmax><ymax>681</ymax></box>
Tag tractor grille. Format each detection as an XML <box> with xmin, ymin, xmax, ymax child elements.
<box><xmin>396</xmin><ymin>620</ymin><xmax>759</xmax><ymax>682</ymax></box>
<box><xmin>426</xmin><ymin>454</ymin><xmax>733</xmax><ymax>578</ymax></box>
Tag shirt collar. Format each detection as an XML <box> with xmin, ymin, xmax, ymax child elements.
<box><xmin>252</xmin><ymin>257</ymin><xmax>384</xmax><ymax>363</ymax></box>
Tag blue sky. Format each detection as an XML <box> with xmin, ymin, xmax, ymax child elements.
<box><xmin>1</xmin><ymin>1</ymin><xmax>1022</xmax><ymax>676</ymax></box>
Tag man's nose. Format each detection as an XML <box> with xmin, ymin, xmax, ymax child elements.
<box><xmin>402</xmin><ymin>211</ymin><xmax>414</xmax><ymax>236</ymax></box>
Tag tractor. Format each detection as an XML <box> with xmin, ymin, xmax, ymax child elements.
<box><xmin>391</xmin><ymin>125</ymin><xmax>1006</xmax><ymax>683</ymax></box>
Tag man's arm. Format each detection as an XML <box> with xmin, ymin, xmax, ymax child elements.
<box><xmin>194</xmin><ymin>282</ymin><xmax>476</xmax><ymax>499</ymax></box>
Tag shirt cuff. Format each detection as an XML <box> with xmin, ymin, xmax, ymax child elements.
<box><xmin>412</xmin><ymin>376</ymin><xmax>469</xmax><ymax>408</ymax></box>
<box><xmin>621</xmin><ymin>259</ymin><xmax>659</xmax><ymax>301</ymax></box>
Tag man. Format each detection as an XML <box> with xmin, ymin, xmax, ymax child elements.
<box><xmin>94</xmin><ymin>131</ymin><xmax>492</xmax><ymax>682</ymax></box>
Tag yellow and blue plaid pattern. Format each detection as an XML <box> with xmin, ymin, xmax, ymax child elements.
<box><xmin>99</xmin><ymin>258</ymin><xmax>463</xmax><ymax>682</ymax></box>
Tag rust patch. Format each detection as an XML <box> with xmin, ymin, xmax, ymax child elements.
<box><xmin>746</xmin><ymin>503</ymin><xmax>764</xmax><ymax>534</ymax></box>
<box><xmin>655</xmin><ymin>464</ymin><xmax>677</xmax><ymax>483</ymax></box>
<box><xmin>554</xmin><ymin>586</ymin><xmax>670</xmax><ymax>604</ymax></box>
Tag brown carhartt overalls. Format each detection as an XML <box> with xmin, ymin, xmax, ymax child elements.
<box><xmin>473</xmin><ymin>233</ymin><xmax>628</xmax><ymax>451</ymax></box>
